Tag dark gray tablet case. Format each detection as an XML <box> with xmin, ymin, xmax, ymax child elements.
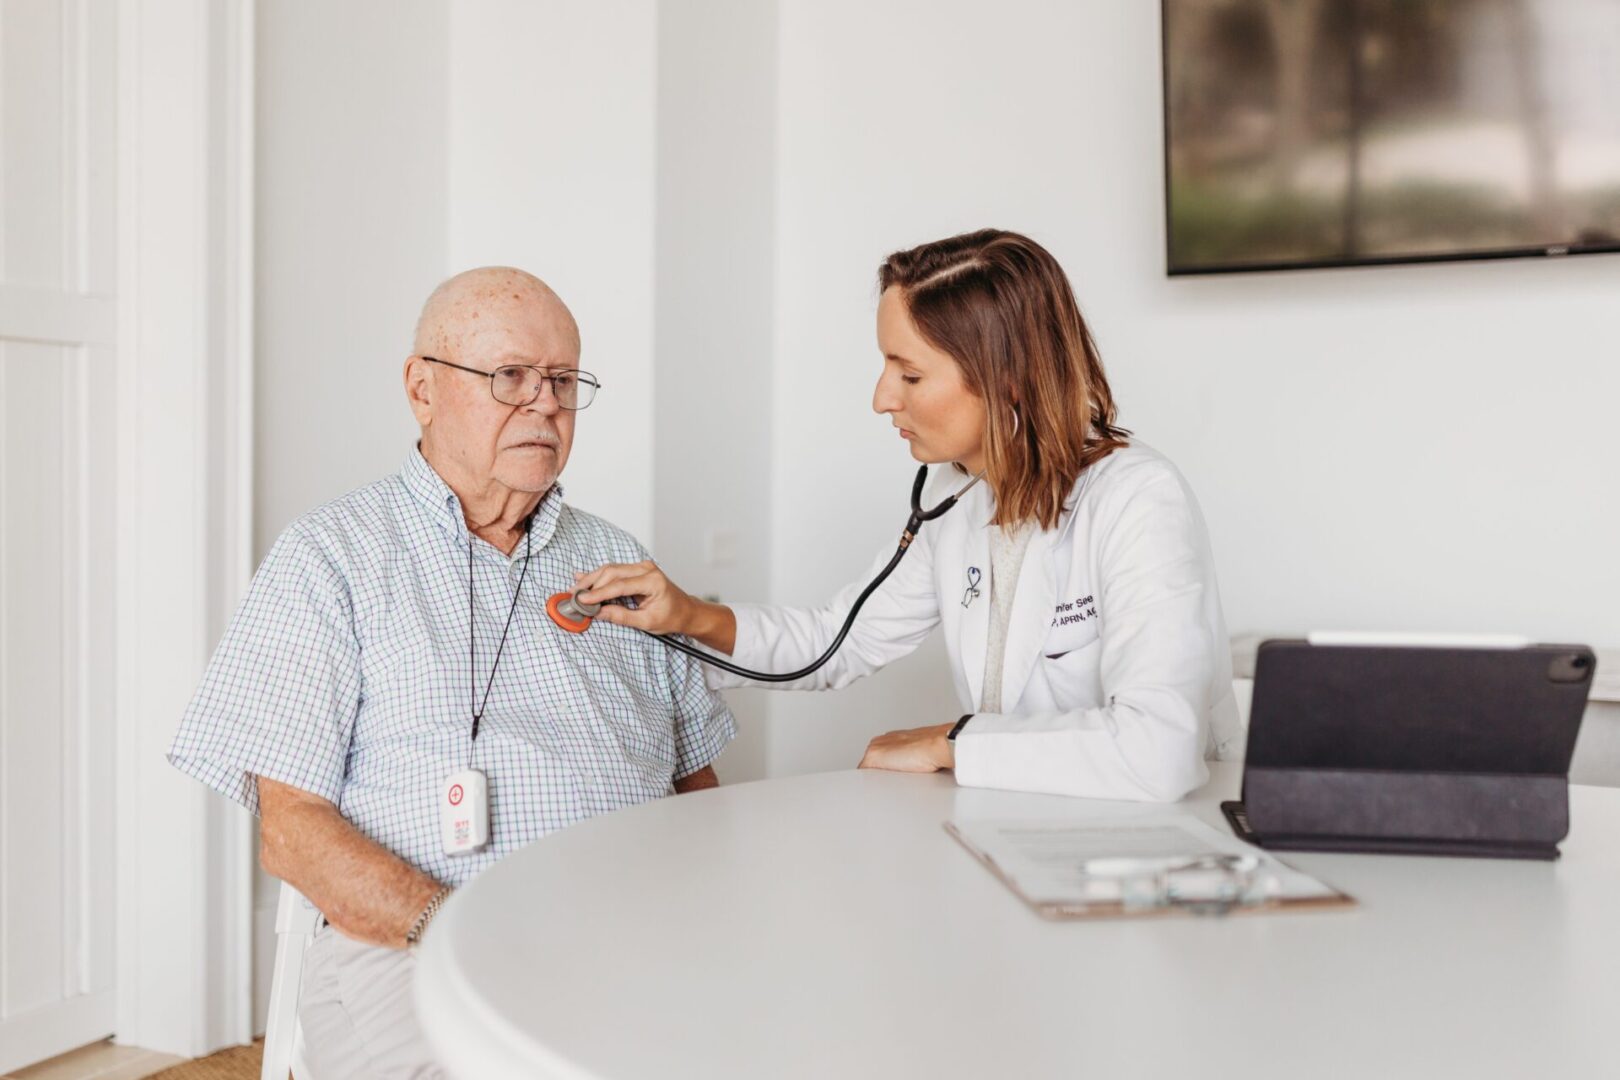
<box><xmin>1226</xmin><ymin>640</ymin><xmax>1594</xmax><ymax>860</ymax></box>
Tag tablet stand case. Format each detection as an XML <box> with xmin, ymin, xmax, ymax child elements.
<box><xmin>1229</xmin><ymin>641</ymin><xmax>1594</xmax><ymax>861</ymax></box>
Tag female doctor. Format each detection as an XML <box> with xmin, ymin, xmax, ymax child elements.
<box><xmin>580</xmin><ymin>229</ymin><xmax>1242</xmax><ymax>801</ymax></box>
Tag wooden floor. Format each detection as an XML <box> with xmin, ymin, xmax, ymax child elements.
<box><xmin>3</xmin><ymin>1041</ymin><xmax>187</xmax><ymax>1080</ymax></box>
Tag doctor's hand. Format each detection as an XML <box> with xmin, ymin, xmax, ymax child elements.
<box><xmin>574</xmin><ymin>561</ymin><xmax>738</xmax><ymax>655</ymax></box>
<box><xmin>858</xmin><ymin>723</ymin><xmax>956</xmax><ymax>773</ymax></box>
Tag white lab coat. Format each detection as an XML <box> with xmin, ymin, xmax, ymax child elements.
<box><xmin>708</xmin><ymin>442</ymin><xmax>1244</xmax><ymax>802</ymax></box>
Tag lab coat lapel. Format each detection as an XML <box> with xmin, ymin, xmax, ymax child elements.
<box><xmin>997</xmin><ymin>528</ymin><xmax>1057</xmax><ymax>712</ymax></box>
<box><xmin>957</xmin><ymin>502</ymin><xmax>993</xmax><ymax>712</ymax></box>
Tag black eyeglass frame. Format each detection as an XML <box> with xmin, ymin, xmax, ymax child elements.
<box><xmin>419</xmin><ymin>355</ymin><xmax>602</xmax><ymax>410</ymax></box>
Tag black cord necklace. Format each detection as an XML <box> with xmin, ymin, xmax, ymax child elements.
<box><xmin>468</xmin><ymin>520</ymin><xmax>532</xmax><ymax>747</ymax></box>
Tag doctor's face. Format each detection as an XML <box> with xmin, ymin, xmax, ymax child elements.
<box><xmin>873</xmin><ymin>286</ymin><xmax>987</xmax><ymax>474</ymax></box>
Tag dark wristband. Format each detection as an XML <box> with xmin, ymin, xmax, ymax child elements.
<box><xmin>946</xmin><ymin>714</ymin><xmax>973</xmax><ymax>742</ymax></box>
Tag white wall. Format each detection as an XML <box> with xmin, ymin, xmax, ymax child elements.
<box><xmin>449</xmin><ymin>0</ymin><xmax>658</xmax><ymax>541</ymax></box>
<box><xmin>651</xmin><ymin>0</ymin><xmax>780</xmax><ymax>782</ymax></box>
<box><xmin>259</xmin><ymin>0</ymin><xmax>659</xmax><ymax>547</ymax></box>
<box><xmin>763</xmin><ymin>0</ymin><xmax>1620</xmax><ymax>774</ymax></box>
<box><xmin>254</xmin><ymin>0</ymin><xmax>449</xmax><ymax>1031</ymax></box>
<box><xmin>255</xmin><ymin>0</ymin><xmax>447</xmax><ymax>553</ymax></box>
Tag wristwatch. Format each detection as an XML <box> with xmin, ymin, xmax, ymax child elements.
<box><xmin>946</xmin><ymin>714</ymin><xmax>973</xmax><ymax>741</ymax></box>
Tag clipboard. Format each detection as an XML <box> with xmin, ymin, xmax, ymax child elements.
<box><xmin>945</xmin><ymin>815</ymin><xmax>1355</xmax><ymax>920</ymax></box>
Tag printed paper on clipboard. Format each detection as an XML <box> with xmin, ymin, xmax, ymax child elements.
<box><xmin>945</xmin><ymin>815</ymin><xmax>1354</xmax><ymax>920</ymax></box>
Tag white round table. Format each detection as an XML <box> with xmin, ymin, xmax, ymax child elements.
<box><xmin>415</xmin><ymin>764</ymin><xmax>1620</xmax><ymax>1079</ymax></box>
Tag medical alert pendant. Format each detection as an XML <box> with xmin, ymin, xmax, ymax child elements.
<box><xmin>440</xmin><ymin>768</ymin><xmax>489</xmax><ymax>856</ymax></box>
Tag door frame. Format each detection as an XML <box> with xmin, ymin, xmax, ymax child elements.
<box><xmin>113</xmin><ymin>0</ymin><xmax>257</xmax><ymax>1058</ymax></box>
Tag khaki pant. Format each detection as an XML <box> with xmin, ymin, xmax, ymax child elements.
<box><xmin>298</xmin><ymin>924</ymin><xmax>446</xmax><ymax>1079</ymax></box>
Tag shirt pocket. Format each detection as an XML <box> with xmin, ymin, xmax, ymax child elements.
<box><xmin>574</xmin><ymin>615</ymin><xmax>662</xmax><ymax>683</ymax></box>
<box><xmin>359</xmin><ymin>619</ymin><xmax>436</xmax><ymax>706</ymax></box>
<box><xmin>571</xmin><ymin>621</ymin><xmax>678</xmax><ymax>775</ymax></box>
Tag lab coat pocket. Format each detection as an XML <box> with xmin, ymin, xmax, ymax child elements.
<box><xmin>1037</xmin><ymin>636</ymin><xmax>1104</xmax><ymax>710</ymax></box>
<box><xmin>1042</xmin><ymin>612</ymin><xmax>1100</xmax><ymax>660</ymax></box>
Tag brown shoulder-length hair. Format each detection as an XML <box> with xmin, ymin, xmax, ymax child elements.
<box><xmin>878</xmin><ymin>228</ymin><xmax>1129</xmax><ymax>531</ymax></box>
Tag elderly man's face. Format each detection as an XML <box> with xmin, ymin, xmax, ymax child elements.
<box><xmin>413</xmin><ymin>287</ymin><xmax>581</xmax><ymax>497</ymax></box>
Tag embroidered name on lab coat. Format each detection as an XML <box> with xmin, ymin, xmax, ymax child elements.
<box><xmin>1044</xmin><ymin>594</ymin><xmax>1100</xmax><ymax>659</ymax></box>
<box><xmin>1050</xmin><ymin>595</ymin><xmax>1097</xmax><ymax>628</ymax></box>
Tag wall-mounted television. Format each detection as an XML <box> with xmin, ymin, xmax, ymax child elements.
<box><xmin>1162</xmin><ymin>0</ymin><xmax>1620</xmax><ymax>275</ymax></box>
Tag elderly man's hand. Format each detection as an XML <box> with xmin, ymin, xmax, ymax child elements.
<box><xmin>575</xmin><ymin>561</ymin><xmax>738</xmax><ymax>655</ymax></box>
<box><xmin>858</xmin><ymin>722</ymin><xmax>956</xmax><ymax>773</ymax></box>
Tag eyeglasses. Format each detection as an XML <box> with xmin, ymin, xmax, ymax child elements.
<box><xmin>1078</xmin><ymin>853</ymin><xmax>1275</xmax><ymax>916</ymax></box>
<box><xmin>420</xmin><ymin>356</ymin><xmax>601</xmax><ymax>410</ymax></box>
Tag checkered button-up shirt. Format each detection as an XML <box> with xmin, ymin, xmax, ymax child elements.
<box><xmin>169</xmin><ymin>449</ymin><xmax>736</xmax><ymax>888</ymax></box>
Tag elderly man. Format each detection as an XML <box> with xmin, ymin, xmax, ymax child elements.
<box><xmin>169</xmin><ymin>267</ymin><xmax>734</xmax><ymax>1078</ymax></box>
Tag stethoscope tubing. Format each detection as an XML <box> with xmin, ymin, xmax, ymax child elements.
<box><xmin>646</xmin><ymin>464</ymin><xmax>983</xmax><ymax>682</ymax></box>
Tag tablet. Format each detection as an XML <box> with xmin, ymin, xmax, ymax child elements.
<box><xmin>1226</xmin><ymin>638</ymin><xmax>1594</xmax><ymax>859</ymax></box>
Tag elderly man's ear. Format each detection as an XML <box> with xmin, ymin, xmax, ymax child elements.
<box><xmin>405</xmin><ymin>356</ymin><xmax>435</xmax><ymax>427</ymax></box>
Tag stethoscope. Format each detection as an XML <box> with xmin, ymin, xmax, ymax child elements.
<box><xmin>545</xmin><ymin>464</ymin><xmax>984</xmax><ymax>681</ymax></box>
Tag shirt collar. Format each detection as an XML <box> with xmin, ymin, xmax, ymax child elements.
<box><xmin>401</xmin><ymin>446</ymin><xmax>565</xmax><ymax>554</ymax></box>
